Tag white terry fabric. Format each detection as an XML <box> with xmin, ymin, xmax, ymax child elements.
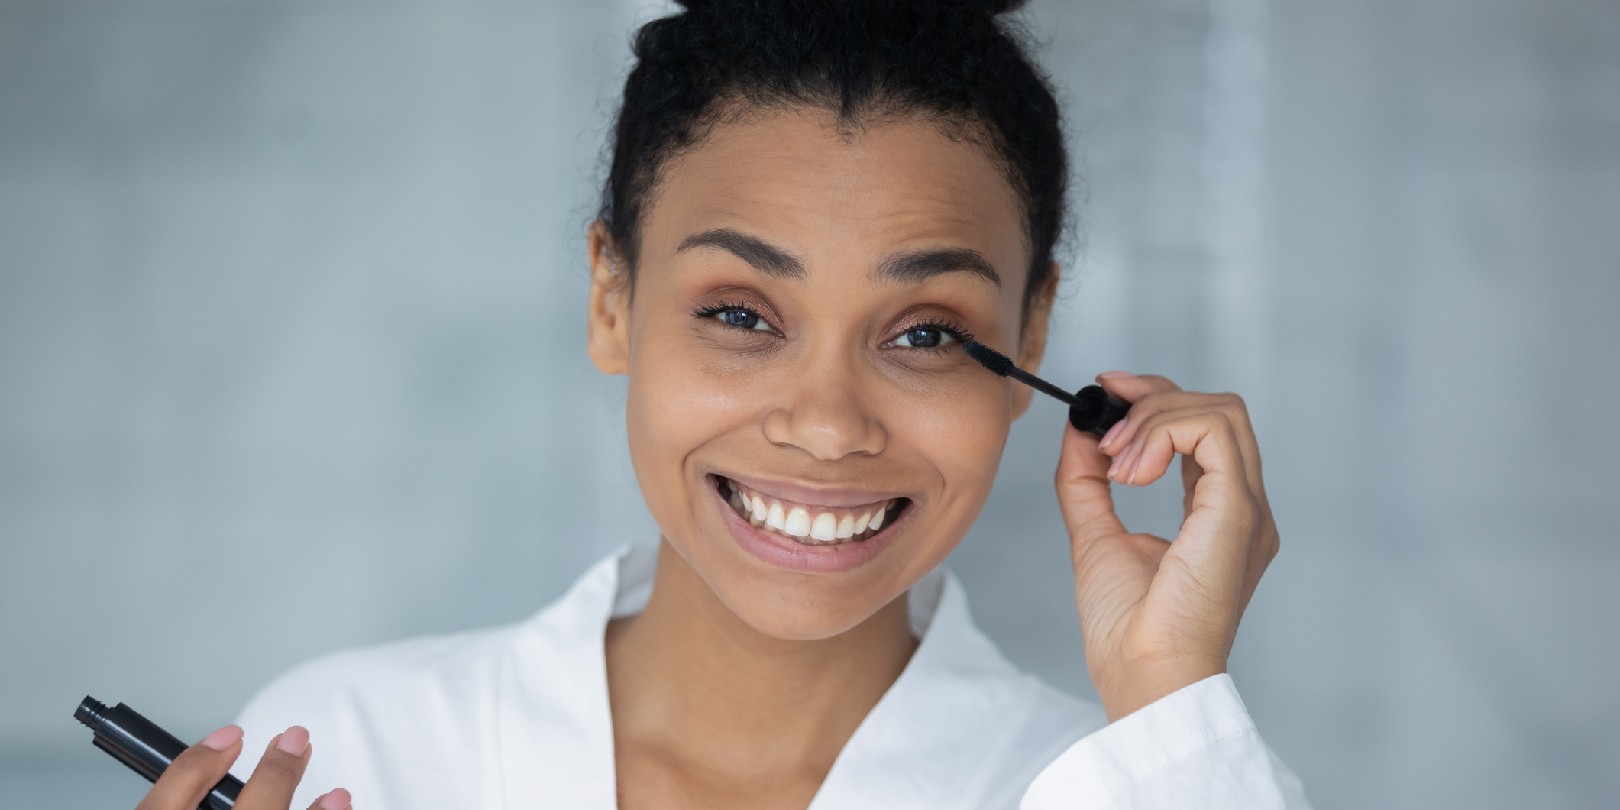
<box><xmin>234</xmin><ymin>543</ymin><xmax>1311</xmax><ymax>808</ymax></box>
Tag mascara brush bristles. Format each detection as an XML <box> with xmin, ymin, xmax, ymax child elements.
<box><xmin>961</xmin><ymin>338</ymin><xmax>1017</xmax><ymax>376</ymax></box>
<box><xmin>961</xmin><ymin>339</ymin><xmax>1083</xmax><ymax>408</ymax></box>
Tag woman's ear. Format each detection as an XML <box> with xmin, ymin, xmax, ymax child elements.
<box><xmin>1011</xmin><ymin>262</ymin><xmax>1061</xmax><ymax>420</ymax></box>
<box><xmin>586</xmin><ymin>220</ymin><xmax>631</xmax><ymax>375</ymax></box>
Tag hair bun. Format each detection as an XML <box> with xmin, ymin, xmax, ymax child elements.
<box><xmin>914</xmin><ymin>0</ymin><xmax>1030</xmax><ymax>16</ymax></box>
<box><xmin>954</xmin><ymin>0</ymin><xmax>1028</xmax><ymax>15</ymax></box>
<box><xmin>675</xmin><ymin>0</ymin><xmax>1027</xmax><ymax>17</ymax></box>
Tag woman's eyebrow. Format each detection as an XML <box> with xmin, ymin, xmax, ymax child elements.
<box><xmin>875</xmin><ymin>248</ymin><xmax>1001</xmax><ymax>288</ymax></box>
<box><xmin>675</xmin><ymin>227</ymin><xmax>1000</xmax><ymax>288</ymax></box>
<box><xmin>677</xmin><ymin>228</ymin><xmax>806</xmax><ymax>280</ymax></box>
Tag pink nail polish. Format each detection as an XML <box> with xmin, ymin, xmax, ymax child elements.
<box><xmin>1116</xmin><ymin>444</ymin><xmax>1139</xmax><ymax>482</ymax></box>
<box><xmin>199</xmin><ymin>725</ymin><xmax>243</xmax><ymax>751</ymax></box>
<box><xmin>1100</xmin><ymin>419</ymin><xmax>1126</xmax><ymax>449</ymax></box>
<box><xmin>276</xmin><ymin>725</ymin><xmax>310</xmax><ymax>756</ymax></box>
<box><xmin>1096</xmin><ymin>370</ymin><xmax>1133</xmax><ymax>380</ymax></box>
<box><xmin>1111</xmin><ymin>446</ymin><xmax>1134</xmax><ymax>480</ymax></box>
<box><xmin>1124</xmin><ymin>446</ymin><xmax>1144</xmax><ymax>484</ymax></box>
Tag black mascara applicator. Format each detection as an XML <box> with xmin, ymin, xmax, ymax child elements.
<box><xmin>962</xmin><ymin>339</ymin><xmax>1130</xmax><ymax>439</ymax></box>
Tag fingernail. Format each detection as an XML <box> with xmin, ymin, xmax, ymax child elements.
<box><xmin>1114</xmin><ymin>444</ymin><xmax>1138</xmax><ymax>482</ymax></box>
<box><xmin>1124</xmin><ymin>446</ymin><xmax>1144</xmax><ymax>484</ymax></box>
<box><xmin>318</xmin><ymin>788</ymin><xmax>353</xmax><ymax>810</ymax></box>
<box><xmin>1096</xmin><ymin>370</ymin><xmax>1133</xmax><ymax>380</ymax></box>
<box><xmin>1100</xmin><ymin>419</ymin><xmax>1126</xmax><ymax>449</ymax></box>
<box><xmin>199</xmin><ymin>725</ymin><xmax>243</xmax><ymax>751</ymax></box>
<box><xmin>276</xmin><ymin>725</ymin><xmax>310</xmax><ymax>756</ymax></box>
<box><xmin>1106</xmin><ymin>450</ymin><xmax>1123</xmax><ymax>478</ymax></box>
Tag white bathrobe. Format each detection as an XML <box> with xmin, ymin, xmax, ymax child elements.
<box><xmin>235</xmin><ymin>543</ymin><xmax>1311</xmax><ymax>808</ymax></box>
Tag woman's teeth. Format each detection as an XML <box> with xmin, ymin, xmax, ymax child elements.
<box><xmin>722</xmin><ymin>478</ymin><xmax>898</xmax><ymax>546</ymax></box>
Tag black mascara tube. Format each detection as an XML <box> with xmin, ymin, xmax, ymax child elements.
<box><xmin>75</xmin><ymin>696</ymin><xmax>243</xmax><ymax>809</ymax></box>
<box><xmin>1067</xmin><ymin>384</ymin><xmax>1132</xmax><ymax>438</ymax></box>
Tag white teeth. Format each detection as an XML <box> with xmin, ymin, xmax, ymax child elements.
<box><xmin>723</xmin><ymin>477</ymin><xmax>903</xmax><ymax>545</ymax></box>
<box><xmin>835</xmin><ymin>514</ymin><xmax>856</xmax><ymax>539</ymax></box>
<box><xmin>784</xmin><ymin>506</ymin><xmax>811</xmax><ymax>538</ymax></box>
<box><xmin>810</xmin><ymin>512</ymin><xmax>837</xmax><ymax>542</ymax></box>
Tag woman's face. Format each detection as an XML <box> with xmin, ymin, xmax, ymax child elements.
<box><xmin>588</xmin><ymin>107</ymin><xmax>1053</xmax><ymax>640</ymax></box>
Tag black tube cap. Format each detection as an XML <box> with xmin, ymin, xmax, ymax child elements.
<box><xmin>1068</xmin><ymin>385</ymin><xmax>1130</xmax><ymax>438</ymax></box>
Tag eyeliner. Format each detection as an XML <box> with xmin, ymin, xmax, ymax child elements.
<box><xmin>75</xmin><ymin>696</ymin><xmax>243</xmax><ymax>809</ymax></box>
<box><xmin>961</xmin><ymin>339</ymin><xmax>1130</xmax><ymax>438</ymax></box>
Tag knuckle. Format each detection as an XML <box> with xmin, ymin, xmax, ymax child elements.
<box><xmin>1263</xmin><ymin>520</ymin><xmax>1281</xmax><ymax>558</ymax></box>
<box><xmin>252</xmin><ymin>752</ymin><xmax>304</xmax><ymax>785</ymax></box>
<box><xmin>1220</xmin><ymin>393</ymin><xmax>1251</xmax><ymax>422</ymax></box>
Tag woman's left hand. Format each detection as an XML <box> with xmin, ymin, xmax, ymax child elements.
<box><xmin>1053</xmin><ymin>372</ymin><xmax>1280</xmax><ymax>722</ymax></box>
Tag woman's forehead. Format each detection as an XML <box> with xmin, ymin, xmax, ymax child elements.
<box><xmin>641</xmin><ymin>108</ymin><xmax>1029</xmax><ymax>277</ymax></box>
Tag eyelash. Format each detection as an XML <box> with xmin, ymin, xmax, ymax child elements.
<box><xmin>691</xmin><ymin>303</ymin><xmax>977</xmax><ymax>354</ymax></box>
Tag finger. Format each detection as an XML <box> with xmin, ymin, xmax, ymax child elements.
<box><xmin>1119</xmin><ymin>409</ymin><xmax>1252</xmax><ymax>510</ymax></box>
<box><xmin>1098</xmin><ymin>388</ymin><xmax>1248</xmax><ymax>462</ymax></box>
<box><xmin>1116</xmin><ymin>400</ymin><xmax>1264</xmax><ymax>497</ymax></box>
<box><xmin>1180</xmin><ymin>452</ymin><xmax>1204</xmax><ymax>516</ymax></box>
<box><xmin>235</xmin><ymin>726</ymin><xmax>312</xmax><ymax>810</ymax></box>
<box><xmin>1140</xmin><ymin>405</ymin><xmax>1277</xmax><ymax>615</ymax></box>
<box><xmin>307</xmin><ymin>787</ymin><xmax>353</xmax><ymax>810</ymax></box>
<box><xmin>1129</xmin><ymin>411</ymin><xmax>1260</xmax><ymax>604</ymax></box>
<box><xmin>1055</xmin><ymin>419</ymin><xmax>1129</xmax><ymax>564</ymax></box>
<box><xmin>1091</xmin><ymin>373</ymin><xmax>1183</xmax><ymax>456</ymax></box>
<box><xmin>136</xmin><ymin>725</ymin><xmax>244</xmax><ymax>810</ymax></box>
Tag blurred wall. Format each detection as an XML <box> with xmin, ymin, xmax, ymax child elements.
<box><xmin>2</xmin><ymin>1</ymin><xmax>1616</xmax><ymax>808</ymax></box>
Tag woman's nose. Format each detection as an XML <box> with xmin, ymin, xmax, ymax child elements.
<box><xmin>760</xmin><ymin>362</ymin><xmax>887</xmax><ymax>462</ymax></box>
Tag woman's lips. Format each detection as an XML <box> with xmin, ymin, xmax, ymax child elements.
<box><xmin>719</xmin><ymin>471</ymin><xmax>912</xmax><ymax>509</ymax></box>
<box><xmin>706</xmin><ymin>473</ymin><xmax>914</xmax><ymax>574</ymax></box>
<box><xmin>715</xmin><ymin>475</ymin><xmax>905</xmax><ymax>545</ymax></box>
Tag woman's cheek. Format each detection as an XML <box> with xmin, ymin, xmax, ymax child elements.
<box><xmin>897</xmin><ymin>373</ymin><xmax>1013</xmax><ymax>493</ymax></box>
<box><xmin>889</xmin><ymin>364</ymin><xmax>1011</xmax><ymax>436</ymax></box>
<box><xmin>625</xmin><ymin>346</ymin><xmax>772</xmax><ymax>468</ymax></box>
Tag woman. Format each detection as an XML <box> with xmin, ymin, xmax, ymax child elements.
<box><xmin>134</xmin><ymin>1</ymin><xmax>1307</xmax><ymax>807</ymax></box>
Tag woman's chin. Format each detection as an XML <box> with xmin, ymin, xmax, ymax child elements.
<box><xmin>654</xmin><ymin>532</ymin><xmax>893</xmax><ymax>641</ymax></box>
<box><xmin>720</xmin><ymin>588</ymin><xmax>896</xmax><ymax>642</ymax></box>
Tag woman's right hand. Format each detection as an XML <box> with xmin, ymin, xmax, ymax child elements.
<box><xmin>135</xmin><ymin>724</ymin><xmax>351</xmax><ymax>810</ymax></box>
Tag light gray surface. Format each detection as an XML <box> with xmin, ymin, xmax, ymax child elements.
<box><xmin>3</xmin><ymin>1</ymin><xmax>1617</xmax><ymax>808</ymax></box>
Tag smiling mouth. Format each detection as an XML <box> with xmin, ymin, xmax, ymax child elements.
<box><xmin>712</xmin><ymin>475</ymin><xmax>911</xmax><ymax>546</ymax></box>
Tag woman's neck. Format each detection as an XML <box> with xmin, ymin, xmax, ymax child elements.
<box><xmin>604</xmin><ymin>537</ymin><xmax>918</xmax><ymax>784</ymax></box>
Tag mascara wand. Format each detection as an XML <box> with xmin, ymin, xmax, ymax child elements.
<box><xmin>962</xmin><ymin>339</ymin><xmax>1130</xmax><ymax>439</ymax></box>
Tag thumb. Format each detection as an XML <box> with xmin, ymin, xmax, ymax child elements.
<box><xmin>1054</xmin><ymin>420</ymin><xmax>1128</xmax><ymax>559</ymax></box>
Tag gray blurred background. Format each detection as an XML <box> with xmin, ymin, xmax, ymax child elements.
<box><xmin>2</xmin><ymin>0</ymin><xmax>1617</xmax><ymax>807</ymax></box>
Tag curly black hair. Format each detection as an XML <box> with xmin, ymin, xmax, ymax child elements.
<box><xmin>598</xmin><ymin>0</ymin><xmax>1066</xmax><ymax>320</ymax></box>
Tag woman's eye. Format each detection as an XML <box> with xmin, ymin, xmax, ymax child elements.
<box><xmin>711</xmin><ymin>307</ymin><xmax>771</xmax><ymax>331</ymax></box>
<box><xmin>893</xmin><ymin>325</ymin><xmax>955</xmax><ymax>349</ymax></box>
